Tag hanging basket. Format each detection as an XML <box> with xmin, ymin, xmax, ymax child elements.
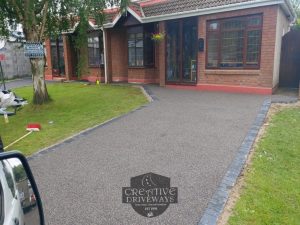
<box><xmin>151</xmin><ymin>32</ymin><xmax>165</xmax><ymax>42</ymax></box>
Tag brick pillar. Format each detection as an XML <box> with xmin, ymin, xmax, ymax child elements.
<box><xmin>44</xmin><ymin>39</ymin><xmax>53</xmax><ymax>80</ymax></box>
<box><xmin>198</xmin><ymin>16</ymin><xmax>205</xmax><ymax>85</ymax></box>
<box><xmin>158</xmin><ymin>21</ymin><xmax>166</xmax><ymax>87</ymax></box>
<box><xmin>63</xmin><ymin>35</ymin><xmax>71</xmax><ymax>80</ymax></box>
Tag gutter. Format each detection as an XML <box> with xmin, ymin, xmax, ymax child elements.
<box><xmin>282</xmin><ymin>0</ymin><xmax>297</xmax><ymax>22</ymax></box>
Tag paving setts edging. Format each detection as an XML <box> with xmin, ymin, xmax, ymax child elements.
<box><xmin>198</xmin><ymin>98</ymin><xmax>271</xmax><ymax>225</ymax></box>
<box><xmin>27</xmin><ymin>85</ymin><xmax>156</xmax><ymax>161</ymax></box>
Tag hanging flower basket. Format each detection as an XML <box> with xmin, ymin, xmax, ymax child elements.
<box><xmin>151</xmin><ymin>32</ymin><xmax>165</xmax><ymax>42</ymax></box>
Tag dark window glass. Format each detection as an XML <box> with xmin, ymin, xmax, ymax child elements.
<box><xmin>144</xmin><ymin>24</ymin><xmax>155</xmax><ymax>66</ymax></box>
<box><xmin>207</xmin><ymin>32</ymin><xmax>219</xmax><ymax>67</ymax></box>
<box><xmin>220</xmin><ymin>30</ymin><xmax>244</xmax><ymax>68</ymax></box>
<box><xmin>246</xmin><ymin>30</ymin><xmax>261</xmax><ymax>65</ymax></box>
<box><xmin>207</xmin><ymin>15</ymin><xmax>262</xmax><ymax>69</ymax></box>
<box><xmin>50</xmin><ymin>36</ymin><xmax>65</xmax><ymax>75</ymax></box>
<box><xmin>88</xmin><ymin>32</ymin><xmax>103</xmax><ymax>67</ymax></box>
<box><xmin>127</xmin><ymin>24</ymin><xmax>155</xmax><ymax>67</ymax></box>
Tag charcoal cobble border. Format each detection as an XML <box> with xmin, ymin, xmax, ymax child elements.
<box><xmin>197</xmin><ymin>98</ymin><xmax>271</xmax><ymax>225</ymax></box>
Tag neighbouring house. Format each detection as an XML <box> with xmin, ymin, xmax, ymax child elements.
<box><xmin>44</xmin><ymin>0</ymin><xmax>296</xmax><ymax>94</ymax></box>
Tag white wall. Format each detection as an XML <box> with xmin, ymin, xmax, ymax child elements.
<box><xmin>272</xmin><ymin>7</ymin><xmax>290</xmax><ymax>88</ymax></box>
<box><xmin>0</xmin><ymin>42</ymin><xmax>31</xmax><ymax>79</ymax></box>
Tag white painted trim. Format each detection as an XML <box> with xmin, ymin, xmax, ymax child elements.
<box><xmin>62</xmin><ymin>21</ymin><xmax>98</xmax><ymax>34</ymax></box>
<box><xmin>103</xmin><ymin>13</ymin><xmax>122</xmax><ymax>28</ymax></box>
<box><xmin>103</xmin><ymin>6</ymin><xmax>143</xmax><ymax>28</ymax></box>
<box><xmin>127</xmin><ymin>7</ymin><xmax>143</xmax><ymax>23</ymax></box>
<box><xmin>62</xmin><ymin>22</ymin><xmax>79</xmax><ymax>34</ymax></box>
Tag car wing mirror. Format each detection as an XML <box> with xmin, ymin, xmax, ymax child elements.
<box><xmin>0</xmin><ymin>151</ymin><xmax>44</xmax><ymax>225</ymax></box>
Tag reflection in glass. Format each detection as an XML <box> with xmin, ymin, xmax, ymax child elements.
<box><xmin>0</xmin><ymin>158</ymin><xmax>40</xmax><ymax>225</ymax></box>
<box><xmin>166</xmin><ymin>21</ymin><xmax>180</xmax><ymax>82</ymax></box>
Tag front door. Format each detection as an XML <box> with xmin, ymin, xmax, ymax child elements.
<box><xmin>166</xmin><ymin>18</ymin><xmax>198</xmax><ymax>84</ymax></box>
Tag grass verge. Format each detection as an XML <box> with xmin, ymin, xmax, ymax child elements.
<box><xmin>0</xmin><ymin>83</ymin><xmax>147</xmax><ymax>156</ymax></box>
<box><xmin>227</xmin><ymin>104</ymin><xmax>300</xmax><ymax>225</ymax></box>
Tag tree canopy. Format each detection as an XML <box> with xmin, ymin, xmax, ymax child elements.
<box><xmin>0</xmin><ymin>0</ymin><xmax>128</xmax><ymax>41</ymax></box>
<box><xmin>0</xmin><ymin>0</ymin><xmax>128</xmax><ymax>104</ymax></box>
<box><xmin>290</xmin><ymin>0</ymin><xmax>300</xmax><ymax>29</ymax></box>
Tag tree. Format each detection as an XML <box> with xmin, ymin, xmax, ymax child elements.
<box><xmin>290</xmin><ymin>0</ymin><xmax>300</xmax><ymax>29</ymax></box>
<box><xmin>0</xmin><ymin>0</ymin><xmax>128</xmax><ymax>104</ymax></box>
<box><xmin>290</xmin><ymin>0</ymin><xmax>300</xmax><ymax>10</ymax></box>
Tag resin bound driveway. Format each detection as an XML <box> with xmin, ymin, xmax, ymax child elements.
<box><xmin>28</xmin><ymin>86</ymin><xmax>266</xmax><ymax>225</ymax></box>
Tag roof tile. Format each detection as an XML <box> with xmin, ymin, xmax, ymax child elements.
<box><xmin>141</xmin><ymin>0</ymin><xmax>255</xmax><ymax>17</ymax></box>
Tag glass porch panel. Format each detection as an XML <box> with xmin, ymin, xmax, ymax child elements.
<box><xmin>50</xmin><ymin>37</ymin><xmax>65</xmax><ymax>75</ymax></box>
<box><xmin>182</xmin><ymin>18</ymin><xmax>197</xmax><ymax>82</ymax></box>
<box><xmin>166</xmin><ymin>21</ymin><xmax>180</xmax><ymax>82</ymax></box>
<box><xmin>58</xmin><ymin>45</ymin><xmax>65</xmax><ymax>75</ymax></box>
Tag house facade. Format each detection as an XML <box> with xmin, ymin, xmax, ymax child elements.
<box><xmin>44</xmin><ymin>0</ymin><xmax>296</xmax><ymax>94</ymax></box>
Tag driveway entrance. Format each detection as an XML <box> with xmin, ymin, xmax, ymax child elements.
<box><xmin>29</xmin><ymin>86</ymin><xmax>265</xmax><ymax>225</ymax></box>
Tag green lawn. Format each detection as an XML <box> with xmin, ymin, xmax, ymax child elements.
<box><xmin>0</xmin><ymin>83</ymin><xmax>147</xmax><ymax>156</ymax></box>
<box><xmin>228</xmin><ymin>106</ymin><xmax>300</xmax><ymax>225</ymax></box>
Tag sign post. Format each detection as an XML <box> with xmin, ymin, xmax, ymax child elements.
<box><xmin>24</xmin><ymin>42</ymin><xmax>44</xmax><ymax>58</ymax></box>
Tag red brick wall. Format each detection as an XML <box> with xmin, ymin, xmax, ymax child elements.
<box><xmin>45</xmin><ymin>35</ymin><xmax>105</xmax><ymax>82</ymax></box>
<box><xmin>197</xmin><ymin>5</ymin><xmax>279</xmax><ymax>89</ymax></box>
<box><xmin>107</xmin><ymin>26</ymin><xmax>159</xmax><ymax>83</ymax></box>
<box><xmin>109</xmin><ymin>27</ymin><xmax>128</xmax><ymax>81</ymax></box>
<box><xmin>128</xmin><ymin>68</ymin><xmax>158</xmax><ymax>83</ymax></box>
<box><xmin>81</xmin><ymin>67</ymin><xmax>104</xmax><ymax>82</ymax></box>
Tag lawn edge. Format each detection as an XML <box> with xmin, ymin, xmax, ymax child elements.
<box><xmin>27</xmin><ymin>85</ymin><xmax>155</xmax><ymax>161</ymax></box>
<box><xmin>197</xmin><ymin>98</ymin><xmax>271</xmax><ymax>225</ymax></box>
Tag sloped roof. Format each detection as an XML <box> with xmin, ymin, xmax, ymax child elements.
<box><xmin>103</xmin><ymin>0</ymin><xmax>296</xmax><ymax>27</ymax></box>
<box><xmin>141</xmin><ymin>0</ymin><xmax>255</xmax><ymax>17</ymax></box>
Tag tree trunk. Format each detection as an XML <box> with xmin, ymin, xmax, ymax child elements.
<box><xmin>30</xmin><ymin>58</ymin><xmax>50</xmax><ymax>104</ymax></box>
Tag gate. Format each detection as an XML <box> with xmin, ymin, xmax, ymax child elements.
<box><xmin>279</xmin><ymin>30</ymin><xmax>300</xmax><ymax>88</ymax></box>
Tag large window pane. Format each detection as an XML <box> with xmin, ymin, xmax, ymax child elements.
<box><xmin>128</xmin><ymin>47</ymin><xmax>136</xmax><ymax>66</ymax></box>
<box><xmin>127</xmin><ymin>30</ymin><xmax>143</xmax><ymax>66</ymax></box>
<box><xmin>127</xmin><ymin>25</ymin><xmax>155</xmax><ymax>67</ymax></box>
<box><xmin>220</xmin><ymin>31</ymin><xmax>244</xmax><ymax>67</ymax></box>
<box><xmin>207</xmin><ymin>33</ymin><xmax>219</xmax><ymax>67</ymax></box>
<box><xmin>206</xmin><ymin>15</ymin><xmax>262</xmax><ymax>69</ymax></box>
<box><xmin>246</xmin><ymin>30</ymin><xmax>261</xmax><ymax>65</ymax></box>
<box><xmin>50</xmin><ymin>36</ymin><xmax>65</xmax><ymax>75</ymax></box>
<box><xmin>166</xmin><ymin>21</ymin><xmax>180</xmax><ymax>81</ymax></box>
<box><xmin>88</xmin><ymin>32</ymin><xmax>103</xmax><ymax>66</ymax></box>
<box><xmin>136</xmin><ymin>48</ymin><xmax>144</xmax><ymax>66</ymax></box>
<box><xmin>182</xmin><ymin>18</ymin><xmax>197</xmax><ymax>82</ymax></box>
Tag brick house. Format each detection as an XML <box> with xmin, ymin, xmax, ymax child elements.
<box><xmin>44</xmin><ymin>0</ymin><xmax>296</xmax><ymax>94</ymax></box>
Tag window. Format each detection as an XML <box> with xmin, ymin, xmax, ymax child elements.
<box><xmin>50</xmin><ymin>36</ymin><xmax>65</xmax><ymax>75</ymax></box>
<box><xmin>127</xmin><ymin>25</ymin><xmax>154</xmax><ymax>67</ymax></box>
<box><xmin>88</xmin><ymin>32</ymin><xmax>103</xmax><ymax>67</ymax></box>
<box><xmin>207</xmin><ymin>15</ymin><xmax>262</xmax><ymax>69</ymax></box>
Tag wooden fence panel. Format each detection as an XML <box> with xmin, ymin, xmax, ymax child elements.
<box><xmin>279</xmin><ymin>30</ymin><xmax>300</xmax><ymax>88</ymax></box>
